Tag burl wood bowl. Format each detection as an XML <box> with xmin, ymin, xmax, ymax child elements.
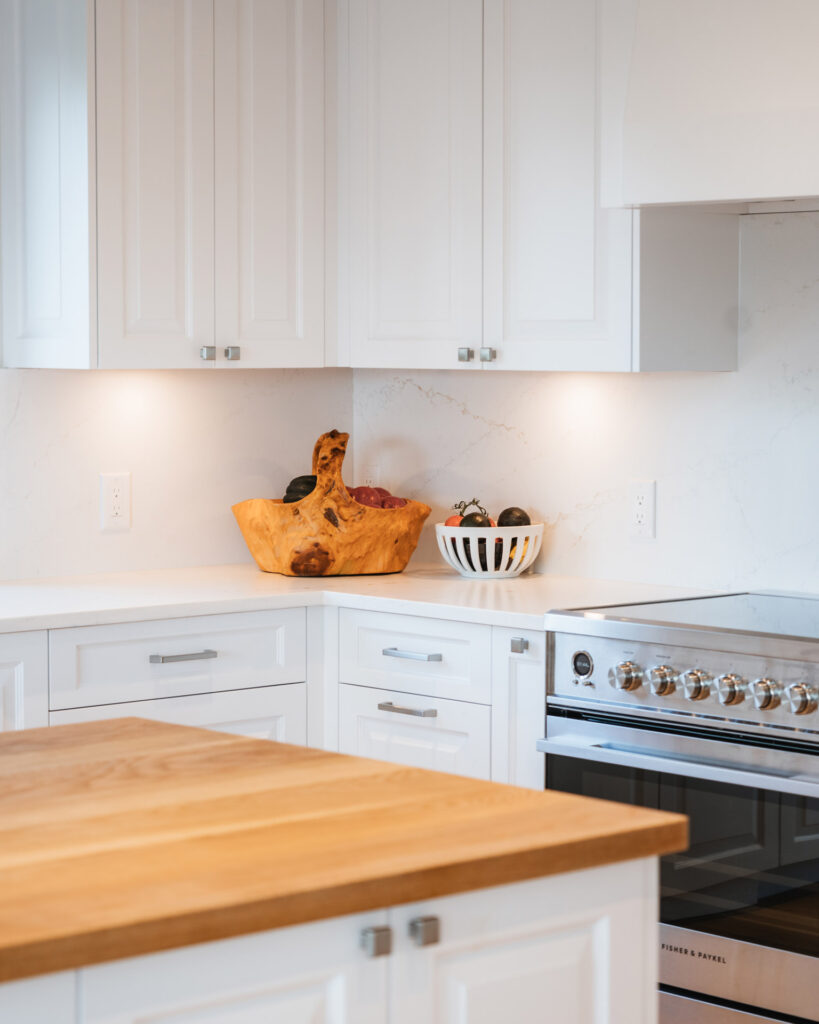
<box><xmin>233</xmin><ymin>430</ymin><xmax>431</xmax><ymax>577</ymax></box>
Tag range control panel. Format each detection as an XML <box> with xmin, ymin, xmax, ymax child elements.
<box><xmin>552</xmin><ymin>633</ymin><xmax>819</xmax><ymax>736</ymax></box>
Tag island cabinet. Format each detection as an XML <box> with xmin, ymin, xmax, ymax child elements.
<box><xmin>0</xmin><ymin>0</ymin><xmax>324</xmax><ymax>370</ymax></box>
<box><xmin>338</xmin><ymin>0</ymin><xmax>738</xmax><ymax>372</ymax></box>
<box><xmin>46</xmin><ymin>609</ymin><xmax>308</xmax><ymax>743</ymax></box>
<box><xmin>2</xmin><ymin>861</ymin><xmax>657</xmax><ymax>1024</ymax></box>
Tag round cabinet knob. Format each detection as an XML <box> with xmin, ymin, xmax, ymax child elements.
<box><xmin>751</xmin><ymin>678</ymin><xmax>780</xmax><ymax>710</ymax></box>
<box><xmin>649</xmin><ymin>665</ymin><xmax>677</xmax><ymax>696</ymax></box>
<box><xmin>786</xmin><ymin>683</ymin><xmax>817</xmax><ymax>716</ymax></box>
<box><xmin>611</xmin><ymin>661</ymin><xmax>643</xmax><ymax>692</ymax></box>
<box><xmin>682</xmin><ymin>669</ymin><xmax>711</xmax><ymax>701</ymax></box>
<box><xmin>716</xmin><ymin>673</ymin><xmax>745</xmax><ymax>706</ymax></box>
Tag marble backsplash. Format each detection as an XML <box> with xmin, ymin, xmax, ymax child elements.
<box><xmin>353</xmin><ymin>212</ymin><xmax>819</xmax><ymax>592</ymax></box>
<box><xmin>0</xmin><ymin>368</ymin><xmax>352</xmax><ymax>580</ymax></box>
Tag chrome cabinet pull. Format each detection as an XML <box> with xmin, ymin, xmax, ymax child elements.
<box><xmin>479</xmin><ymin>347</ymin><xmax>497</xmax><ymax>362</ymax></box>
<box><xmin>457</xmin><ymin>347</ymin><xmax>474</xmax><ymax>362</ymax></box>
<box><xmin>377</xmin><ymin>701</ymin><xmax>437</xmax><ymax>719</ymax></box>
<box><xmin>382</xmin><ymin>647</ymin><xmax>443</xmax><ymax>663</ymax></box>
<box><xmin>149</xmin><ymin>649</ymin><xmax>218</xmax><ymax>665</ymax></box>
<box><xmin>510</xmin><ymin>637</ymin><xmax>529</xmax><ymax>654</ymax></box>
<box><xmin>199</xmin><ymin>346</ymin><xmax>216</xmax><ymax>361</ymax></box>
<box><xmin>409</xmin><ymin>916</ymin><xmax>440</xmax><ymax>947</ymax></box>
<box><xmin>360</xmin><ymin>925</ymin><xmax>392</xmax><ymax>957</ymax></box>
<box><xmin>224</xmin><ymin>345</ymin><xmax>241</xmax><ymax>361</ymax></box>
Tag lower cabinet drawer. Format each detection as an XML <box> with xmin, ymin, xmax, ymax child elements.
<box><xmin>49</xmin><ymin>609</ymin><xmax>306</xmax><ymax>710</ymax></box>
<box><xmin>339</xmin><ymin>609</ymin><xmax>491</xmax><ymax>703</ymax></box>
<box><xmin>338</xmin><ymin>684</ymin><xmax>490</xmax><ymax>780</ymax></box>
<box><xmin>49</xmin><ymin>683</ymin><xmax>307</xmax><ymax>744</ymax></box>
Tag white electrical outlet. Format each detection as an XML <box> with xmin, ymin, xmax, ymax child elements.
<box><xmin>100</xmin><ymin>472</ymin><xmax>131</xmax><ymax>532</ymax></box>
<box><xmin>630</xmin><ymin>480</ymin><xmax>656</xmax><ymax>540</ymax></box>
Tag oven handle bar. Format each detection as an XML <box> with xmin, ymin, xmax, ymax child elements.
<box><xmin>536</xmin><ymin>736</ymin><xmax>819</xmax><ymax>798</ymax></box>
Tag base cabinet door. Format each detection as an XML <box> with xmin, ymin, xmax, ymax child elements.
<box><xmin>389</xmin><ymin>860</ymin><xmax>658</xmax><ymax>1024</ymax></box>
<box><xmin>490</xmin><ymin>627</ymin><xmax>546</xmax><ymax>789</ymax></box>
<box><xmin>81</xmin><ymin>911</ymin><xmax>389</xmax><ymax>1024</ymax></box>
<box><xmin>50</xmin><ymin>683</ymin><xmax>307</xmax><ymax>744</ymax></box>
<box><xmin>339</xmin><ymin>683</ymin><xmax>490</xmax><ymax>779</ymax></box>
<box><xmin>0</xmin><ymin>631</ymin><xmax>48</xmax><ymax>731</ymax></box>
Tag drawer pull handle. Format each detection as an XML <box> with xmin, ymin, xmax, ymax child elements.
<box><xmin>360</xmin><ymin>925</ymin><xmax>392</xmax><ymax>958</ymax></box>
<box><xmin>377</xmin><ymin>701</ymin><xmax>438</xmax><ymax>718</ymax></box>
<box><xmin>409</xmin><ymin>915</ymin><xmax>440</xmax><ymax>947</ymax></box>
<box><xmin>510</xmin><ymin>637</ymin><xmax>529</xmax><ymax>654</ymax></box>
<box><xmin>149</xmin><ymin>649</ymin><xmax>218</xmax><ymax>665</ymax></box>
<box><xmin>382</xmin><ymin>647</ymin><xmax>443</xmax><ymax>663</ymax></box>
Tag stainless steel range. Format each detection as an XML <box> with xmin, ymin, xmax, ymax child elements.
<box><xmin>539</xmin><ymin>593</ymin><xmax>819</xmax><ymax>1024</ymax></box>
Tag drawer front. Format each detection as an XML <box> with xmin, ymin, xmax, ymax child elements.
<box><xmin>339</xmin><ymin>609</ymin><xmax>491</xmax><ymax>703</ymax></box>
<box><xmin>49</xmin><ymin>609</ymin><xmax>306</xmax><ymax>710</ymax></box>
<box><xmin>50</xmin><ymin>683</ymin><xmax>307</xmax><ymax>745</ymax></box>
<box><xmin>339</xmin><ymin>683</ymin><xmax>491</xmax><ymax>780</ymax></box>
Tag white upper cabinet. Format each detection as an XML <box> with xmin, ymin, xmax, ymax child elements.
<box><xmin>96</xmin><ymin>0</ymin><xmax>215</xmax><ymax>368</ymax></box>
<box><xmin>214</xmin><ymin>0</ymin><xmax>324</xmax><ymax>367</ymax></box>
<box><xmin>338</xmin><ymin>0</ymin><xmax>739</xmax><ymax>372</ymax></box>
<box><xmin>603</xmin><ymin>0</ymin><xmax>819</xmax><ymax>206</ymax></box>
<box><xmin>0</xmin><ymin>0</ymin><xmax>94</xmax><ymax>369</ymax></box>
<box><xmin>0</xmin><ymin>0</ymin><xmax>325</xmax><ymax>369</ymax></box>
<box><xmin>340</xmin><ymin>0</ymin><xmax>483</xmax><ymax>369</ymax></box>
<box><xmin>483</xmin><ymin>0</ymin><xmax>633</xmax><ymax>371</ymax></box>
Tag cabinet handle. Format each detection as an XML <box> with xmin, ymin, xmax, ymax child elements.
<box><xmin>510</xmin><ymin>637</ymin><xmax>529</xmax><ymax>654</ymax></box>
<box><xmin>360</xmin><ymin>925</ymin><xmax>392</xmax><ymax>957</ymax></box>
<box><xmin>199</xmin><ymin>346</ymin><xmax>216</xmax><ymax>361</ymax></box>
<box><xmin>224</xmin><ymin>346</ymin><xmax>241</xmax><ymax>361</ymax></box>
<box><xmin>479</xmin><ymin>347</ymin><xmax>497</xmax><ymax>362</ymax></box>
<box><xmin>408</xmin><ymin>916</ymin><xmax>440</xmax><ymax>947</ymax></box>
<box><xmin>377</xmin><ymin>701</ymin><xmax>438</xmax><ymax>719</ymax></box>
<box><xmin>457</xmin><ymin>347</ymin><xmax>474</xmax><ymax>362</ymax></box>
<box><xmin>382</xmin><ymin>647</ymin><xmax>443</xmax><ymax>663</ymax></box>
<box><xmin>149</xmin><ymin>649</ymin><xmax>218</xmax><ymax>665</ymax></box>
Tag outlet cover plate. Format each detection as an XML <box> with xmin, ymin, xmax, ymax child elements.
<box><xmin>100</xmin><ymin>472</ymin><xmax>131</xmax><ymax>532</ymax></box>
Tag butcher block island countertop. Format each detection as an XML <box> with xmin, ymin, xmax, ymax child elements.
<box><xmin>0</xmin><ymin>717</ymin><xmax>687</xmax><ymax>983</ymax></box>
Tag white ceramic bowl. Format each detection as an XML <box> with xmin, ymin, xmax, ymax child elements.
<box><xmin>435</xmin><ymin>523</ymin><xmax>543</xmax><ymax>579</ymax></box>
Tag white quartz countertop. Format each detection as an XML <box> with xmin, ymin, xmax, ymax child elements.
<box><xmin>0</xmin><ymin>562</ymin><xmax>710</xmax><ymax>633</ymax></box>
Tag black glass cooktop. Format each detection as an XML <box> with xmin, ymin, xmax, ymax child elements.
<box><xmin>575</xmin><ymin>593</ymin><xmax>819</xmax><ymax>642</ymax></box>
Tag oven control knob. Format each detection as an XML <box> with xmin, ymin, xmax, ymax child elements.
<box><xmin>611</xmin><ymin>661</ymin><xmax>642</xmax><ymax>691</ymax></box>
<box><xmin>649</xmin><ymin>665</ymin><xmax>676</xmax><ymax>696</ymax></box>
<box><xmin>716</xmin><ymin>674</ymin><xmax>745</xmax><ymax>706</ymax></box>
<box><xmin>751</xmin><ymin>679</ymin><xmax>780</xmax><ymax>710</ymax></box>
<box><xmin>786</xmin><ymin>683</ymin><xmax>817</xmax><ymax>715</ymax></box>
<box><xmin>682</xmin><ymin>669</ymin><xmax>710</xmax><ymax>701</ymax></box>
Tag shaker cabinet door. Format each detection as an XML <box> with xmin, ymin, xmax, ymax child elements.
<box><xmin>96</xmin><ymin>0</ymin><xmax>215</xmax><ymax>369</ymax></box>
<box><xmin>214</xmin><ymin>0</ymin><xmax>324</xmax><ymax>368</ymax></box>
<box><xmin>343</xmin><ymin>0</ymin><xmax>483</xmax><ymax>370</ymax></box>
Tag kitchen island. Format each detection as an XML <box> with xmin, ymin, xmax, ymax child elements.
<box><xmin>0</xmin><ymin>718</ymin><xmax>686</xmax><ymax>1023</ymax></box>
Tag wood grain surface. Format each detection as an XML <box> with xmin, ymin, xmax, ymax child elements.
<box><xmin>0</xmin><ymin>718</ymin><xmax>687</xmax><ymax>981</ymax></box>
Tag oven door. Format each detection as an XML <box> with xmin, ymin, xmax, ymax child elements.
<box><xmin>539</xmin><ymin>705</ymin><xmax>819</xmax><ymax>1023</ymax></box>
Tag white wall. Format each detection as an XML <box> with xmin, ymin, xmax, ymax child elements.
<box><xmin>0</xmin><ymin>369</ymin><xmax>352</xmax><ymax>580</ymax></box>
<box><xmin>353</xmin><ymin>212</ymin><xmax>819</xmax><ymax>591</ymax></box>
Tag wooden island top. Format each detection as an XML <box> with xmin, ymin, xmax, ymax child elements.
<box><xmin>0</xmin><ymin>718</ymin><xmax>687</xmax><ymax>982</ymax></box>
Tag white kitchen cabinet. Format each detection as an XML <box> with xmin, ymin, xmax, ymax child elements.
<box><xmin>339</xmin><ymin>683</ymin><xmax>491</xmax><ymax>779</ymax></box>
<box><xmin>0</xmin><ymin>972</ymin><xmax>77</xmax><ymax>1024</ymax></box>
<box><xmin>390</xmin><ymin>861</ymin><xmax>657</xmax><ymax>1024</ymax></box>
<box><xmin>50</xmin><ymin>681</ymin><xmax>308</xmax><ymax>744</ymax></box>
<box><xmin>490</xmin><ymin>627</ymin><xmax>546</xmax><ymax>789</ymax></box>
<box><xmin>602</xmin><ymin>0</ymin><xmax>819</xmax><ymax>206</ymax></box>
<box><xmin>81</xmin><ymin>910</ymin><xmax>390</xmax><ymax>1024</ymax></box>
<box><xmin>72</xmin><ymin>861</ymin><xmax>656</xmax><ymax>1024</ymax></box>
<box><xmin>0</xmin><ymin>631</ymin><xmax>48</xmax><ymax>731</ymax></box>
<box><xmin>1</xmin><ymin>0</ymin><xmax>324</xmax><ymax>370</ymax></box>
<box><xmin>339</xmin><ymin>0</ymin><xmax>738</xmax><ymax>372</ymax></box>
<box><xmin>340</xmin><ymin>0</ymin><xmax>483</xmax><ymax>369</ymax></box>
<box><xmin>48</xmin><ymin>609</ymin><xmax>306</xmax><ymax>710</ymax></box>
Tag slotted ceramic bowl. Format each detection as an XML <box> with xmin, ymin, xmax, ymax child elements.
<box><xmin>435</xmin><ymin>523</ymin><xmax>543</xmax><ymax>579</ymax></box>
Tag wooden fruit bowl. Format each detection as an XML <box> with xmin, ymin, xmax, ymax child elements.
<box><xmin>233</xmin><ymin>430</ymin><xmax>431</xmax><ymax>576</ymax></box>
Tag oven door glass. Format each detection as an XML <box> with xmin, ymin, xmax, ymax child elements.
<box><xmin>547</xmin><ymin>753</ymin><xmax>819</xmax><ymax>959</ymax></box>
